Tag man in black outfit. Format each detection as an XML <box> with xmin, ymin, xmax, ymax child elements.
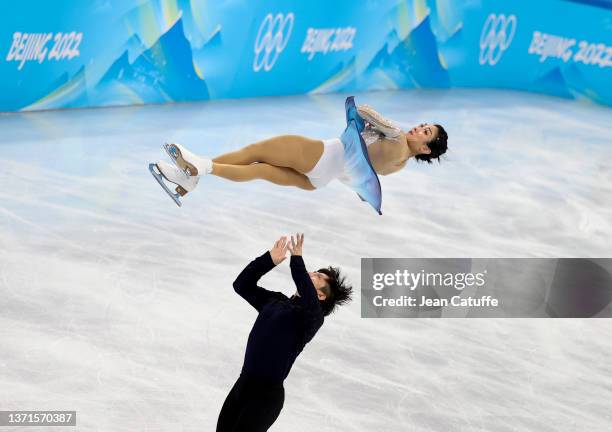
<box><xmin>216</xmin><ymin>234</ymin><xmax>352</xmax><ymax>432</ymax></box>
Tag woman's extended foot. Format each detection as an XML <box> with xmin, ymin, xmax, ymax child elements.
<box><xmin>164</xmin><ymin>143</ymin><xmax>213</xmax><ymax>177</ymax></box>
<box><xmin>155</xmin><ymin>160</ymin><xmax>200</xmax><ymax>195</ymax></box>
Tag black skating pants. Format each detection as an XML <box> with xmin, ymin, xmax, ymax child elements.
<box><xmin>216</xmin><ymin>375</ymin><xmax>285</xmax><ymax>432</ymax></box>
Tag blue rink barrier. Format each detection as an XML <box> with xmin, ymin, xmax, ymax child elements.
<box><xmin>1</xmin><ymin>0</ymin><xmax>610</xmax><ymax>111</ymax></box>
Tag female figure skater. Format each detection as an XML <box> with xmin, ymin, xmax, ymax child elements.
<box><xmin>217</xmin><ymin>234</ymin><xmax>352</xmax><ymax>432</ymax></box>
<box><xmin>150</xmin><ymin>97</ymin><xmax>448</xmax><ymax>212</ymax></box>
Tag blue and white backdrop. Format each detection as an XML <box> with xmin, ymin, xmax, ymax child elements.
<box><xmin>1</xmin><ymin>0</ymin><xmax>611</xmax><ymax>111</ymax></box>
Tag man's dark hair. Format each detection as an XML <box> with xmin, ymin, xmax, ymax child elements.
<box><xmin>415</xmin><ymin>124</ymin><xmax>448</xmax><ymax>164</ymax></box>
<box><xmin>317</xmin><ymin>267</ymin><xmax>352</xmax><ymax>316</ymax></box>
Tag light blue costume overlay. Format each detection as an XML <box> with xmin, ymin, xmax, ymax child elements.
<box><xmin>341</xmin><ymin>97</ymin><xmax>383</xmax><ymax>215</ymax></box>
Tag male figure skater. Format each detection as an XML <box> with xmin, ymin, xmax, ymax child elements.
<box><xmin>216</xmin><ymin>234</ymin><xmax>352</xmax><ymax>432</ymax></box>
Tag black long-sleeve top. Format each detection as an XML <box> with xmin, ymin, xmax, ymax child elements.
<box><xmin>232</xmin><ymin>251</ymin><xmax>324</xmax><ymax>383</ymax></box>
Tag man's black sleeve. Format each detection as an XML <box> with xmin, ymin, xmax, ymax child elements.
<box><xmin>290</xmin><ymin>255</ymin><xmax>320</xmax><ymax>310</ymax></box>
<box><xmin>233</xmin><ymin>251</ymin><xmax>279</xmax><ymax>311</ymax></box>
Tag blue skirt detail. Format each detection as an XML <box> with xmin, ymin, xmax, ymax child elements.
<box><xmin>340</xmin><ymin>96</ymin><xmax>383</xmax><ymax>215</ymax></box>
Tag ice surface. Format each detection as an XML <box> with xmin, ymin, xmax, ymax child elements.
<box><xmin>1</xmin><ymin>89</ymin><xmax>611</xmax><ymax>431</ymax></box>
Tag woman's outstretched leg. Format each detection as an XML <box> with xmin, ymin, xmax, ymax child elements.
<box><xmin>160</xmin><ymin>136</ymin><xmax>321</xmax><ymax>195</ymax></box>
<box><xmin>212</xmin><ymin>163</ymin><xmax>316</xmax><ymax>190</ymax></box>
<box><xmin>212</xmin><ymin>135</ymin><xmax>323</xmax><ymax>174</ymax></box>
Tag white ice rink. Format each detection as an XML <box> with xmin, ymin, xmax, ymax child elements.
<box><xmin>1</xmin><ymin>89</ymin><xmax>611</xmax><ymax>431</ymax></box>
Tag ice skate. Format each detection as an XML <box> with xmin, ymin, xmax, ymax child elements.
<box><xmin>163</xmin><ymin>142</ymin><xmax>213</xmax><ymax>177</ymax></box>
<box><xmin>149</xmin><ymin>160</ymin><xmax>200</xmax><ymax>207</ymax></box>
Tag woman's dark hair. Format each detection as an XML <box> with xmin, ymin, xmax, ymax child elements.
<box><xmin>415</xmin><ymin>124</ymin><xmax>448</xmax><ymax>163</ymax></box>
<box><xmin>317</xmin><ymin>266</ymin><xmax>352</xmax><ymax>316</ymax></box>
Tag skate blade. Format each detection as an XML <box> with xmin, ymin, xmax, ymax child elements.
<box><xmin>149</xmin><ymin>163</ymin><xmax>182</xmax><ymax>207</ymax></box>
<box><xmin>163</xmin><ymin>143</ymin><xmax>199</xmax><ymax>177</ymax></box>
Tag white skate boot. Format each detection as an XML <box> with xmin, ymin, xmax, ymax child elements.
<box><xmin>149</xmin><ymin>160</ymin><xmax>200</xmax><ymax>207</ymax></box>
<box><xmin>163</xmin><ymin>143</ymin><xmax>213</xmax><ymax>177</ymax></box>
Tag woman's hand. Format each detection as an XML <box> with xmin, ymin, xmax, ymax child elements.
<box><xmin>287</xmin><ymin>233</ymin><xmax>304</xmax><ymax>256</ymax></box>
<box><xmin>269</xmin><ymin>237</ymin><xmax>289</xmax><ymax>265</ymax></box>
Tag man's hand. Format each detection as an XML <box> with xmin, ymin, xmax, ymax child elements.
<box><xmin>287</xmin><ymin>233</ymin><xmax>304</xmax><ymax>256</ymax></box>
<box><xmin>269</xmin><ymin>237</ymin><xmax>289</xmax><ymax>265</ymax></box>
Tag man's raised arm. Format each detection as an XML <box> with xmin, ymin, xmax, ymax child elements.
<box><xmin>233</xmin><ymin>238</ymin><xmax>289</xmax><ymax>311</ymax></box>
<box><xmin>287</xmin><ymin>234</ymin><xmax>320</xmax><ymax>309</ymax></box>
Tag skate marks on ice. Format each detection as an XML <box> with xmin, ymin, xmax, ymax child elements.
<box><xmin>1</xmin><ymin>90</ymin><xmax>612</xmax><ymax>431</ymax></box>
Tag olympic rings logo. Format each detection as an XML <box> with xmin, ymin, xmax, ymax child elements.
<box><xmin>479</xmin><ymin>13</ymin><xmax>517</xmax><ymax>66</ymax></box>
<box><xmin>253</xmin><ymin>13</ymin><xmax>294</xmax><ymax>72</ymax></box>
